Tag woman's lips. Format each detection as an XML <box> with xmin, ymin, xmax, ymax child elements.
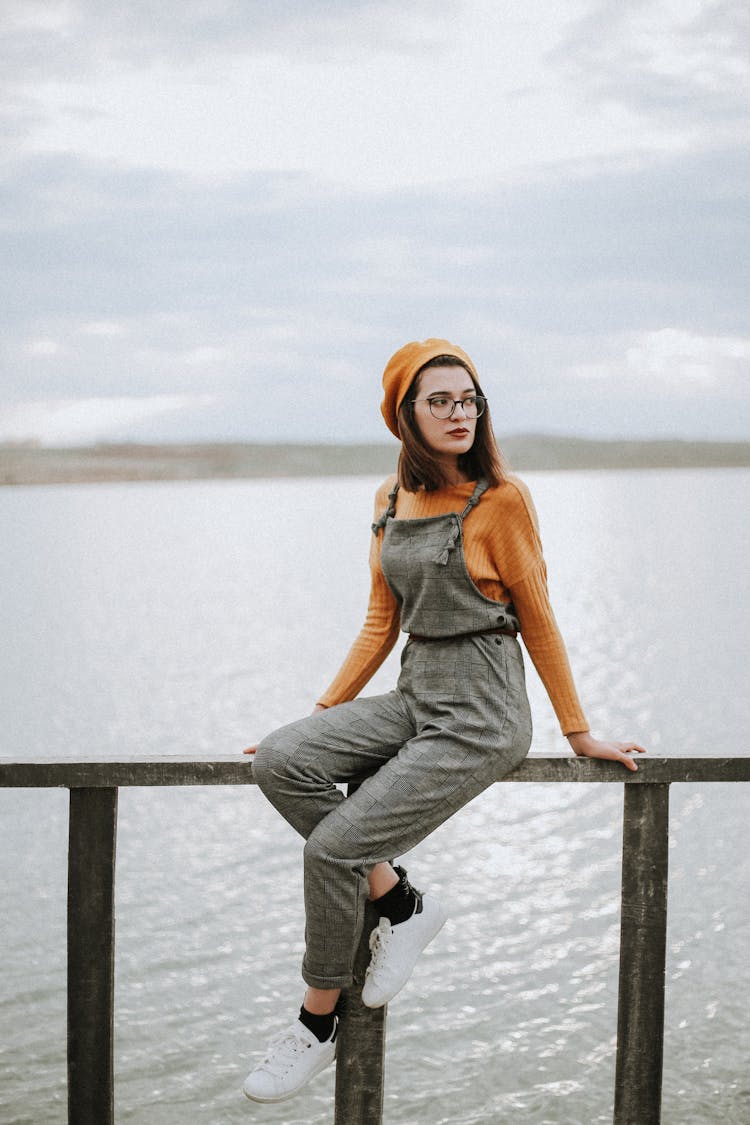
<box><xmin>448</xmin><ymin>427</ymin><xmax>469</xmax><ymax>436</ymax></box>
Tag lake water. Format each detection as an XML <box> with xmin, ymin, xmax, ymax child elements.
<box><xmin>1</xmin><ymin>469</ymin><xmax>748</xmax><ymax>1124</ymax></box>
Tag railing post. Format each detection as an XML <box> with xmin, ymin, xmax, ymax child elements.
<box><xmin>334</xmin><ymin>898</ymin><xmax>386</xmax><ymax>1124</ymax></box>
<box><xmin>614</xmin><ymin>782</ymin><xmax>670</xmax><ymax>1125</ymax></box>
<box><xmin>334</xmin><ymin>781</ymin><xmax>386</xmax><ymax>1124</ymax></box>
<box><xmin>68</xmin><ymin>787</ymin><xmax>118</xmax><ymax>1125</ymax></box>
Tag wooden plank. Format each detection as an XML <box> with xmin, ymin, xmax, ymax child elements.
<box><xmin>614</xmin><ymin>783</ymin><xmax>670</xmax><ymax>1125</ymax></box>
<box><xmin>67</xmin><ymin>787</ymin><xmax>118</xmax><ymax>1125</ymax></box>
<box><xmin>1</xmin><ymin>755</ymin><xmax>749</xmax><ymax>788</ymax></box>
<box><xmin>508</xmin><ymin>756</ymin><xmax>750</xmax><ymax>784</ymax></box>
<box><xmin>0</xmin><ymin>759</ymin><xmax>257</xmax><ymax>788</ymax></box>
<box><xmin>335</xmin><ymin>900</ymin><xmax>386</xmax><ymax>1125</ymax></box>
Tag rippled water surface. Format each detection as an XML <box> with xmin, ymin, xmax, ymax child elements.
<box><xmin>1</xmin><ymin>470</ymin><xmax>748</xmax><ymax>1124</ymax></box>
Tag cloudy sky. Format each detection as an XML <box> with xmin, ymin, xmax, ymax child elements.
<box><xmin>1</xmin><ymin>0</ymin><xmax>748</xmax><ymax>445</ymax></box>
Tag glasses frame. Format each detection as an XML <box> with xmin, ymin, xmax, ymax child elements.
<box><xmin>410</xmin><ymin>394</ymin><xmax>487</xmax><ymax>420</ymax></box>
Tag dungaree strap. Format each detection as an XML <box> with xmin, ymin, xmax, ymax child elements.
<box><xmin>434</xmin><ymin>477</ymin><xmax>489</xmax><ymax>564</ymax></box>
<box><xmin>371</xmin><ymin>484</ymin><xmax>400</xmax><ymax>535</ymax></box>
<box><xmin>460</xmin><ymin>477</ymin><xmax>490</xmax><ymax>518</ymax></box>
<box><xmin>372</xmin><ymin>477</ymin><xmax>488</xmax><ymax>546</ymax></box>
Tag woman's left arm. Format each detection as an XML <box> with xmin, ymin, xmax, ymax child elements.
<box><xmin>491</xmin><ymin>481</ymin><xmax>647</xmax><ymax>770</ymax></box>
<box><xmin>567</xmin><ymin>731</ymin><xmax>647</xmax><ymax>772</ymax></box>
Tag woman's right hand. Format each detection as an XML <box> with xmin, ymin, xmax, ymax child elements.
<box><xmin>242</xmin><ymin>704</ymin><xmax>327</xmax><ymax>755</ymax></box>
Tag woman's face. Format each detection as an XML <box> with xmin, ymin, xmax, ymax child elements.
<box><xmin>411</xmin><ymin>365</ymin><xmax>478</xmax><ymax>461</ymax></box>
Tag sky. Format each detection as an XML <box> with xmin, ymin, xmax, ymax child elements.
<box><xmin>1</xmin><ymin>0</ymin><xmax>748</xmax><ymax>446</ymax></box>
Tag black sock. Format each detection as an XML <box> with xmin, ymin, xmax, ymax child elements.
<box><xmin>299</xmin><ymin>1005</ymin><xmax>337</xmax><ymax>1043</ymax></box>
<box><xmin>373</xmin><ymin>866</ymin><xmax>420</xmax><ymax>925</ymax></box>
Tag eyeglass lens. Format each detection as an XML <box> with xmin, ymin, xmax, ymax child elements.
<box><xmin>429</xmin><ymin>396</ymin><xmax>485</xmax><ymax>419</ymax></box>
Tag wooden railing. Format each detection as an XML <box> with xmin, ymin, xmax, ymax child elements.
<box><xmin>2</xmin><ymin>754</ymin><xmax>748</xmax><ymax>1125</ymax></box>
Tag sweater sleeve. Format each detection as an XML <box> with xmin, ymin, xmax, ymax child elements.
<box><xmin>510</xmin><ymin>559</ymin><xmax>589</xmax><ymax>735</ymax></box>
<box><xmin>316</xmin><ymin>481</ymin><xmax>402</xmax><ymax>708</ymax></box>
<box><xmin>498</xmin><ymin>480</ymin><xmax>589</xmax><ymax>736</ymax></box>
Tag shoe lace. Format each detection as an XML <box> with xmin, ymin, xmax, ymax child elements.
<box><xmin>257</xmin><ymin>1026</ymin><xmax>313</xmax><ymax>1078</ymax></box>
<box><xmin>365</xmin><ymin>918</ymin><xmax>393</xmax><ymax>979</ymax></box>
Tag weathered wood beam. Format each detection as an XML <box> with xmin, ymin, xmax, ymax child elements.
<box><xmin>614</xmin><ymin>783</ymin><xmax>670</xmax><ymax>1125</ymax></box>
<box><xmin>335</xmin><ymin>899</ymin><xmax>387</xmax><ymax>1125</ymax></box>
<box><xmin>67</xmin><ymin>787</ymin><xmax>118</xmax><ymax>1125</ymax></box>
<box><xmin>1</xmin><ymin>755</ymin><xmax>749</xmax><ymax>789</ymax></box>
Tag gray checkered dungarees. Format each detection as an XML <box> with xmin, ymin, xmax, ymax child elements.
<box><xmin>253</xmin><ymin>478</ymin><xmax>533</xmax><ymax>989</ymax></box>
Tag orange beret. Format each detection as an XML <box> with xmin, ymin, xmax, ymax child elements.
<box><xmin>380</xmin><ymin>338</ymin><xmax>479</xmax><ymax>437</ymax></box>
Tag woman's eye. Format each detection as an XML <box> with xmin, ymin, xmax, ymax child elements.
<box><xmin>429</xmin><ymin>397</ymin><xmax>450</xmax><ymax>407</ymax></box>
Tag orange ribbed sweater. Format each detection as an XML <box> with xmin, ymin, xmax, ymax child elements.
<box><xmin>317</xmin><ymin>474</ymin><xmax>589</xmax><ymax>736</ymax></box>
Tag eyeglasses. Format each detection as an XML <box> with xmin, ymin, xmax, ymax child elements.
<box><xmin>411</xmin><ymin>394</ymin><xmax>487</xmax><ymax>420</ymax></box>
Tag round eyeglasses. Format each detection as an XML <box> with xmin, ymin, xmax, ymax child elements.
<box><xmin>410</xmin><ymin>394</ymin><xmax>487</xmax><ymax>420</ymax></box>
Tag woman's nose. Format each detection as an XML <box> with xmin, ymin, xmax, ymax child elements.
<box><xmin>451</xmin><ymin>399</ymin><xmax>467</xmax><ymax>418</ymax></box>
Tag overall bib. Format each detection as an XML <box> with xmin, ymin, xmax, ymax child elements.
<box><xmin>253</xmin><ymin>479</ymin><xmax>533</xmax><ymax>990</ymax></box>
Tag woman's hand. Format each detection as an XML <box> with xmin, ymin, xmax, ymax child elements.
<box><xmin>242</xmin><ymin>704</ymin><xmax>327</xmax><ymax>755</ymax></box>
<box><xmin>567</xmin><ymin>731</ymin><xmax>646</xmax><ymax>772</ymax></box>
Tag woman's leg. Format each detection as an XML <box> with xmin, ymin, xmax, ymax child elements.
<box><xmin>300</xmin><ymin>717</ymin><xmax>523</xmax><ymax>990</ymax></box>
<box><xmin>243</xmin><ymin>693</ymin><xmax>417</xmax><ymax>1104</ymax></box>
<box><xmin>298</xmin><ymin>860</ymin><xmax>400</xmax><ymax>1014</ymax></box>
<box><xmin>252</xmin><ymin>690</ymin><xmax>416</xmax><ymax>840</ymax></box>
<box><xmin>252</xmin><ymin>691</ymin><xmax>416</xmax><ymax>989</ymax></box>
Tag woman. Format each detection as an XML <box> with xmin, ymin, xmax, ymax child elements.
<box><xmin>242</xmin><ymin>338</ymin><xmax>645</xmax><ymax>1104</ymax></box>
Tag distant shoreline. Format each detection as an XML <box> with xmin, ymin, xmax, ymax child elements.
<box><xmin>1</xmin><ymin>437</ymin><xmax>749</xmax><ymax>486</ymax></box>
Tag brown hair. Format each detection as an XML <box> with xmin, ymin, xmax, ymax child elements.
<box><xmin>396</xmin><ymin>355</ymin><xmax>506</xmax><ymax>491</ymax></box>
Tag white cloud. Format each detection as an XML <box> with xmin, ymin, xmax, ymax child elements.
<box><xmin>132</xmin><ymin>343</ymin><xmax>229</xmax><ymax>370</ymax></box>
<box><xmin>78</xmin><ymin>320</ymin><xmax>127</xmax><ymax>337</ymax></box>
<box><xmin>572</xmin><ymin>328</ymin><xmax>750</xmax><ymax>390</ymax></box>
<box><xmin>182</xmin><ymin>346</ymin><xmax>227</xmax><ymax>367</ymax></box>
<box><xmin>4</xmin><ymin>0</ymin><xmax>76</xmax><ymax>35</ymax></box>
<box><xmin>0</xmin><ymin>394</ymin><xmax>215</xmax><ymax>445</ymax></box>
<box><xmin>556</xmin><ymin>0</ymin><xmax>750</xmax><ymax>131</ymax></box>
<box><xmin>625</xmin><ymin>328</ymin><xmax>750</xmax><ymax>388</ymax></box>
<box><xmin>26</xmin><ymin>339</ymin><xmax>61</xmax><ymax>356</ymax></box>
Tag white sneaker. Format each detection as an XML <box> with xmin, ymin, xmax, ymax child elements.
<box><xmin>242</xmin><ymin>1017</ymin><xmax>337</xmax><ymax>1104</ymax></box>
<box><xmin>361</xmin><ymin>894</ymin><xmax>447</xmax><ymax>1009</ymax></box>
